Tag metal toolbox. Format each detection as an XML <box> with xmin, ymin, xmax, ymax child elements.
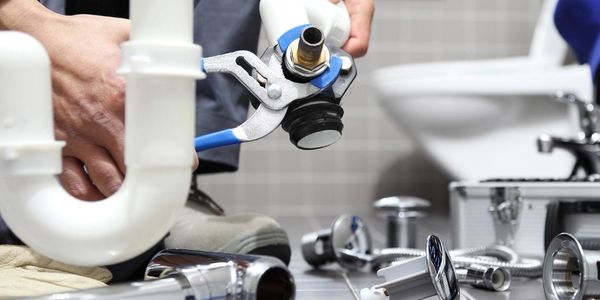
<box><xmin>450</xmin><ymin>180</ymin><xmax>600</xmax><ymax>257</ymax></box>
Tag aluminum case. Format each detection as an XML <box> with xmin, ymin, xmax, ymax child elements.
<box><xmin>450</xmin><ymin>180</ymin><xmax>600</xmax><ymax>257</ymax></box>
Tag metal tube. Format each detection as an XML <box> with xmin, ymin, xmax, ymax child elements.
<box><xmin>388</xmin><ymin>218</ymin><xmax>417</xmax><ymax>249</ymax></box>
<box><xmin>297</xmin><ymin>26</ymin><xmax>324</xmax><ymax>67</ymax></box>
<box><xmin>456</xmin><ymin>265</ymin><xmax>511</xmax><ymax>292</ymax></box>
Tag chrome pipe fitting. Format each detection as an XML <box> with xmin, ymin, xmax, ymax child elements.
<box><xmin>301</xmin><ymin>215</ymin><xmax>372</xmax><ymax>270</ymax></box>
<box><xmin>543</xmin><ymin>233</ymin><xmax>600</xmax><ymax>300</ymax></box>
<box><xmin>374</xmin><ymin>196</ymin><xmax>430</xmax><ymax>248</ymax></box>
<box><xmin>145</xmin><ymin>249</ymin><xmax>295</xmax><ymax>300</ymax></box>
<box><xmin>489</xmin><ymin>187</ymin><xmax>523</xmax><ymax>247</ymax></box>
<box><xmin>374</xmin><ymin>235</ymin><xmax>460</xmax><ymax>300</ymax></box>
<box><xmin>456</xmin><ymin>265</ymin><xmax>511</xmax><ymax>292</ymax></box>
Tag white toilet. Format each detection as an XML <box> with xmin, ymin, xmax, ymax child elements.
<box><xmin>373</xmin><ymin>0</ymin><xmax>593</xmax><ymax>180</ymax></box>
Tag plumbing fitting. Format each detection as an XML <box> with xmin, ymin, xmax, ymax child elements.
<box><xmin>370</xmin><ymin>235</ymin><xmax>460</xmax><ymax>300</ymax></box>
<box><xmin>301</xmin><ymin>214</ymin><xmax>372</xmax><ymax>270</ymax></box>
<box><xmin>455</xmin><ymin>265</ymin><xmax>511</xmax><ymax>292</ymax></box>
<box><xmin>537</xmin><ymin>92</ymin><xmax>600</xmax><ymax>179</ymax></box>
<box><xmin>25</xmin><ymin>249</ymin><xmax>295</xmax><ymax>300</ymax></box>
<box><xmin>543</xmin><ymin>233</ymin><xmax>600</xmax><ymax>300</ymax></box>
<box><xmin>373</xmin><ymin>196</ymin><xmax>430</xmax><ymax>248</ymax></box>
<box><xmin>488</xmin><ymin>186</ymin><xmax>523</xmax><ymax>247</ymax></box>
<box><xmin>284</xmin><ymin>26</ymin><xmax>331</xmax><ymax>80</ymax></box>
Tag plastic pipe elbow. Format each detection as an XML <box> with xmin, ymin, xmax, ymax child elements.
<box><xmin>0</xmin><ymin>171</ymin><xmax>190</xmax><ymax>266</ymax></box>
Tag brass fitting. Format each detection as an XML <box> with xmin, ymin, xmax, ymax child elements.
<box><xmin>284</xmin><ymin>26</ymin><xmax>330</xmax><ymax>79</ymax></box>
<box><xmin>293</xmin><ymin>26</ymin><xmax>327</xmax><ymax>70</ymax></box>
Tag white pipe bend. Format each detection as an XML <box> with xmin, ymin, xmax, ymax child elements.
<box><xmin>0</xmin><ymin>170</ymin><xmax>190</xmax><ymax>266</ymax></box>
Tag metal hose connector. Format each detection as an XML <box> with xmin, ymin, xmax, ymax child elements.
<box><xmin>449</xmin><ymin>245</ymin><xmax>519</xmax><ymax>264</ymax></box>
<box><xmin>452</xmin><ymin>256</ymin><xmax>543</xmax><ymax>278</ymax></box>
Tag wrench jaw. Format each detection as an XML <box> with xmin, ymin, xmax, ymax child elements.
<box><xmin>202</xmin><ymin>51</ymin><xmax>321</xmax><ymax>111</ymax></box>
<box><xmin>232</xmin><ymin>105</ymin><xmax>288</xmax><ymax>143</ymax></box>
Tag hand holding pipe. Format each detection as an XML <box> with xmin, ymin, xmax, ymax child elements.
<box><xmin>0</xmin><ymin>0</ymin><xmax>202</xmax><ymax>266</ymax></box>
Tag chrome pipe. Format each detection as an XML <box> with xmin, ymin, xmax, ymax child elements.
<box><xmin>455</xmin><ymin>265</ymin><xmax>511</xmax><ymax>292</ymax></box>
<box><xmin>24</xmin><ymin>250</ymin><xmax>295</xmax><ymax>300</ymax></box>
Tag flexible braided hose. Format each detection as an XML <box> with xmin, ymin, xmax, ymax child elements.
<box><xmin>371</xmin><ymin>246</ymin><xmax>542</xmax><ymax>278</ymax></box>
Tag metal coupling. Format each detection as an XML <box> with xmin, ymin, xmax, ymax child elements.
<box><xmin>374</xmin><ymin>235</ymin><xmax>460</xmax><ymax>300</ymax></box>
<box><xmin>456</xmin><ymin>265</ymin><xmax>511</xmax><ymax>292</ymax></box>
<box><xmin>488</xmin><ymin>187</ymin><xmax>522</xmax><ymax>247</ymax></box>
<box><xmin>284</xmin><ymin>26</ymin><xmax>330</xmax><ymax>79</ymax></box>
<box><xmin>301</xmin><ymin>215</ymin><xmax>372</xmax><ymax>270</ymax></box>
<box><xmin>543</xmin><ymin>233</ymin><xmax>600</xmax><ymax>300</ymax></box>
<box><xmin>374</xmin><ymin>196</ymin><xmax>430</xmax><ymax>248</ymax></box>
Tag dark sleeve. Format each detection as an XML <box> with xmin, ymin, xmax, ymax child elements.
<box><xmin>193</xmin><ymin>0</ymin><xmax>261</xmax><ymax>173</ymax></box>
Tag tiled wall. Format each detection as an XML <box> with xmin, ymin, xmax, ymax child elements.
<box><xmin>198</xmin><ymin>0</ymin><xmax>543</xmax><ymax>217</ymax></box>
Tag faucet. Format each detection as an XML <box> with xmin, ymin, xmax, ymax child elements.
<box><xmin>537</xmin><ymin>92</ymin><xmax>600</xmax><ymax>179</ymax></box>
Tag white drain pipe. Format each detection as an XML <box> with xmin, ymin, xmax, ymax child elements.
<box><xmin>0</xmin><ymin>0</ymin><xmax>203</xmax><ymax>266</ymax></box>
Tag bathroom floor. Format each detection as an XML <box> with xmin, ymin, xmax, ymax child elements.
<box><xmin>277</xmin><ymin>216</ymin><xmax>544</xmax><ymax>300</ymax></box>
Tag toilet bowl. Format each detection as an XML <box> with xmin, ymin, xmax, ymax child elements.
<box><xmin>372</xmin><ymin>0</ymin><xmax>593</xmax><ymax>180</ymax></box>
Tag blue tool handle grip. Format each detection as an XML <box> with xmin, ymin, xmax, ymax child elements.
<box><xmin>194</xmin><ymin>129</ymin><xmax>241</xmax><ymax>152</ymax></box>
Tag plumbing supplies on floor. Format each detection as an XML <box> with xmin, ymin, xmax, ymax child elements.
<box><xmin>451</xmin><ymin>180</ymin><xmax>600</xmax><ymax>257</ymax></box>
<box><xmin>25</xmin><ymin>249</ymin><xmax>295</xmax><ymax>300</ymax></box>
<box><xmin>545</xmin><ymin>201</ymin><xmax>600</xmax><ymax>250</ymax></box>
<box><xmin>543</xmin><ymin>233</ymin><xmax>600</xmax><ymax>300</ymax></box>
<box><xmin>301</xmin><ymin>215</ymin><xmax>542</xmax><ymax>284</ymax></box>
<box><xmin>194</xmin><ymin>1</ymin><xmax>357</xmax><ymax>152</ymax></box>
<box><xmin>373</xmin><ymin>196</ymin><xmax>430</xmax><ymax>248</ymax></box>
<box><xmin>360</xmin><ymin>235</ymin><xmax>460</xmax><ymax>300</ymax></box>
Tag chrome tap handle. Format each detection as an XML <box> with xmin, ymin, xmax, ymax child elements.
<box><xmin>555</xmin><ymin>92</ymin><xmax>600</xmax><ymax>138</ymax></box>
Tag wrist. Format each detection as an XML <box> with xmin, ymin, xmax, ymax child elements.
<box><xmin>0</xmin><ymin>0</ymin><xmax>55</xmax><ymax>32</ymax></box>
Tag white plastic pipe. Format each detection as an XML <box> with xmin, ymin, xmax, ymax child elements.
<box><xmin>0</xmin><ymin>0</ymin><xmax>203</xmax><ymax>266</ymax></box>
<box><xmin>261</xmin><ymin>0</ymin><xmax>310</xmax><ymax>46</ymax></box>
<box><xmin>529</xmin><ymin>0</ymin><xmax>568</xmax><ymax>65</ymax></box>
<box><xmin>260</xmin><ymin>0</ymin><xmax>350</xmax><ymax>47</ymax></box>
<box><xmin>302</xmin><ymin>0</ymin><xmax>350</xmax><ymax>48</ymax></box>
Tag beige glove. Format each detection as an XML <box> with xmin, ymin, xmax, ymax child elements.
<box><xmin>0</xmin><ymin>245</ymin><xmax>112</xmax><ymax>298</ymax></box>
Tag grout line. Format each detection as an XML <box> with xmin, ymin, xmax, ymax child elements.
<box><xmin>342</xmin><ymin>272</ymin><xmax>362</xmax><ymax>300</ymax></box>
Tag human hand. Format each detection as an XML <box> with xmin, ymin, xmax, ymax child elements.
<box><xmin>38</xmin><ymin>13</ymin><xmax>129</xmax><ymax>200</ymax></box>
<box><xmin>330</xmin><ymin>0</ymin><xmax>374</xmax><ymax>57</ymax></box>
